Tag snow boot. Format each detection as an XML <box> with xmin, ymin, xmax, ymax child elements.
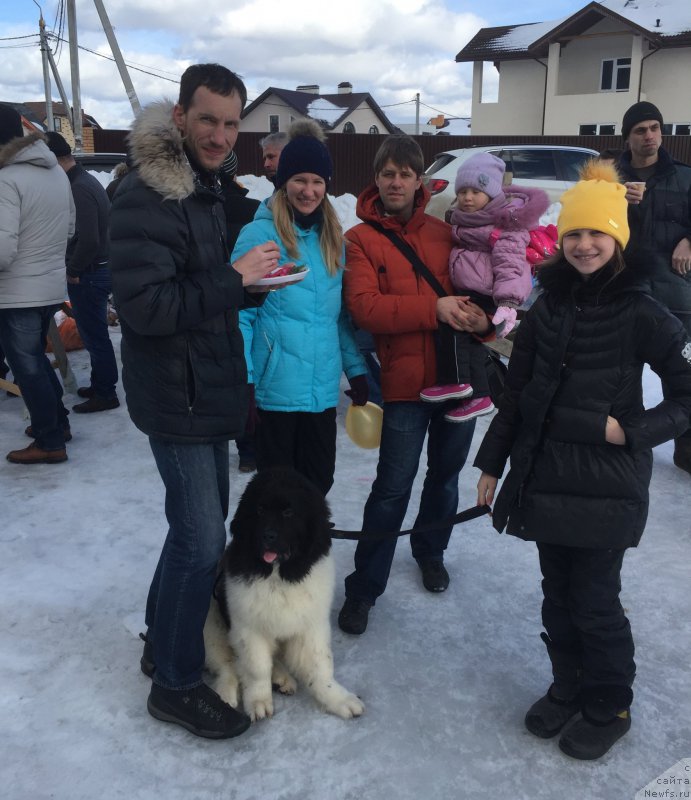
<box><xmin>559</xmin><ymin>685</ymin><xmax>633</xmax><ymax>760</ymax></box>
<box><xmin>525</xmin><ymin>633</ymin><xmax>581</xmax><ymax>738</ymax></box>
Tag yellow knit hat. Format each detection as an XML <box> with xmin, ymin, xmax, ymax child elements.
<box><xmin>557</xmin><ymin>160</ymin><xmax>630</xmax><ymax>249</ymax></box>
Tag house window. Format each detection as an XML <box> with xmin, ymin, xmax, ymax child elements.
<box><xmin>662</xmin><ymin>123</ymin><xmax>691</xmax><ymax>136</ymax></box>
<box><xmin>369</xmin><ymin>125</ymin><xmax>379</xmax><ymax>135</ymax></box>
<box><xmin>600</xmin><ymin>58</ymin><xmax>630</xmax><ymax>92</ymax></box>
<box><xmin>269</xmin><ymin>115</ymin><xmax>279</xmax><ymax>133</ymax></box>
<box><xmin>54</xmin><ymin>117</ymin><xmax>62</xmax><ymax>132</ymax></box>
<box><xmin>578</xmin><ymin>123</ymin><xmax>615</xmax><ymax>135</ymax></box>
<box><xmin>343</xmin><ymin>122</ymin><xmax>355</xmax><ymax>134</ymax></box>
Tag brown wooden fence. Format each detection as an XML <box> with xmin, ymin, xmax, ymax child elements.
<box><xmin>93</xmin><ymin>128</ymin><xmax>691</xmax><ymax>198</ymax></box>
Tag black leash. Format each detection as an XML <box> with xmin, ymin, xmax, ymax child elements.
<box><xmin>329</xmin><ymin>504</ymin><xmax>491</xmax><ymax>541</ymax></box>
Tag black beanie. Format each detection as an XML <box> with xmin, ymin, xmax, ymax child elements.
<box><xmin>621</xmin><ymin>101</ymin><xmax>663</xmax><ymax>140</ymax></box>
<box><xmin>0</xmin><ymin>104</ymin><xmax>23</xmax><ymax>146</ymax></box>
<box><xmin>45</xmin><ymin>131</ymin><xmax>72</xmax><ymax>157</ymax></box>
<box><xmin>274</xmin><ymin>134</ymin><xmax>333</xmax><ymax>190</ymax></box>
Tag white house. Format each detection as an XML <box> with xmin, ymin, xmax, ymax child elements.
<box><xmin>456</xmin><ymin>0</ymin><xmax>691</xmax><ymax>136</ymax></box>
<box><xmin>241</xmin><ymin>82</ymin><xmax>397</xmax><ymax>135</ymax></box>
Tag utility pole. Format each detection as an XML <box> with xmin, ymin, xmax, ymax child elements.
<box><xmin>92</xmin><ymin>0</ymin><xmax>141</xmax><ymax>117</ymax></box>
<box><xmin>415</xmin><ymin>93</ymin><xmax>420</xmax><ymax>136</ymax></box>
<box><xmin>44</xmin><ymin>39</ymin><xmax>74</xmax><ymax>122</ymax></box>
<box><xmin>36</xmin><ymin>5</ymin><xmax>54</xmax><ymax>133</ymax></box>
<box><xmin>65</xmin><ymin>0</ymin><xmax>83</xmax><ymax>152</ymax></box>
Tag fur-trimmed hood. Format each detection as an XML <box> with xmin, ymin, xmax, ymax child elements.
<box><xmin>127</xmin><ymin>100</ymin><xmax>195</xmax><ymax>201</ymax></box>
<box><xmin>449</xmin><ymin>184</ymin><xmax>549</xmax><ymax>232</ymax></box>
<box><xmin>0</xmin><ymin>133</ymin><xmax>57</xmax><ymax>170</ymax></box>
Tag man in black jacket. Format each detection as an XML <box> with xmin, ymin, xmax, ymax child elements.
<box><xmin>110</xmin><ymin>64</ymin><xmax>280</xmax><ymax>740</ymax></box>
<box><xmin>47</xmin><ymin>132</ymin><xmax>119</xmax><ymax>413</ymax></box>
<box><xmin>618</xmin><ymin>101</ymin><xmax>691</xmax><ymax>474</ymax></box>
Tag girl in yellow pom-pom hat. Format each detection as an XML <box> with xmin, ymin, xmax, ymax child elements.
<box><xmin>474</xmin><ymin>159</ymin><xmax>691</xmax><ymax>760</ymax></box>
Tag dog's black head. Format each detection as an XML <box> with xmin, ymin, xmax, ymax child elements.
<box><xmin>225</xmin><ymin>467</ymin><xmax>332</xmax><ymax>583</ymax></box>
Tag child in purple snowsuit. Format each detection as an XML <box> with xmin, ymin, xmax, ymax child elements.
<box><xmin>421</xmin><ymin>152</ymin><xmax>549</xmax><ymax>422</ymax></box>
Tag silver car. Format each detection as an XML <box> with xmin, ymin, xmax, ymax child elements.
<box><xmin>422</xmin><ymin>144</ymin><xmax>599</xmax><ymax>220</ymax></box>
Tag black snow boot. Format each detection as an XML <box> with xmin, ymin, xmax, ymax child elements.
<box><xmin>525</xmin><ymin>633</ymin><xmax>582</xmax><ymax>738</ymax></box>
<box><xmin>559</xmin><ymin>685</ymin><xmax>633</xmax><ymax>760</ymax></box>
<box><xmin>139</xmin><ymin>630</ymin><xmax>155</xmax><ymax>678</ymax></box>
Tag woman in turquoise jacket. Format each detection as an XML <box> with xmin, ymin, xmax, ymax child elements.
<box><xmin>232</xmin><ymin>121</ymin><xmax>367</xmax><ymax>495</ymax></box>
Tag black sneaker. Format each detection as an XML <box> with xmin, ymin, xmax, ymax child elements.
<box><xmin>73</xmin><ymin>395</ymin><xmax>120</xmax><ymax>414</ymax></box>
<box><xmin>418</xmin><ymin>560</ymin><xmax>450</xmax><ymax>592</ymax></box>
<box><xmin>77</xmin><ymin>386</ymin><xmax>95</xmax><ymax>398</ymax></box>
<box><xmin>338</xmin><ymin>598</ymin><xmax>371</xmax><ymax>635</ymax></box>
<box><xmin>147</xmin><ymin>682</ymin><xmax>251</xmax><ymax>739</ymax></box>
<box><xmin>139</xmin><ymin>631</ymin><xmax>155</xmax><ymax>678</ymax></box>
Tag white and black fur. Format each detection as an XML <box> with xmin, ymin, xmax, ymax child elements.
<box><xmin>204</xmin><ymin>467</ymin><xmax>364</xmax><ymax>721</ymax></box>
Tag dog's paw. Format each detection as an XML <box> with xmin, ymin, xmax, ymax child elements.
<box><xmin>318</xmin><ymin>685</ymin><xmax>365</xmax><ymax>719</ymax></box>
<box><xmin>331</xmin><ymin>692</ymin><xmax>365</xmax><ymax>719</ymax></box>
<box><xmin>243</xmin><ymin>686</ymin><xmax>274</xmax><ymax>721</ymax></box>
<box><xmin>213</xmin><ymin>676</ymin><xmax>240</xmax><ymax>709</ymax></box>
<box><xmin>271</xmin><ymin>664</ymin><xmax>297</xmax><ymax>695</ymax></box>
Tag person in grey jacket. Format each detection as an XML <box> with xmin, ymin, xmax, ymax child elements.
<box><xmin>0</xmin><ymin>105</ymin><xmax>75</xmax><ymax>464</ymax></box>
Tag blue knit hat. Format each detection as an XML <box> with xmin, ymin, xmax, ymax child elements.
<box><xmin>454</xmin><ymin>152</ymin><xmax>505</xmax><ymax>199</ymax></box>
<box><xmin>274</xmin><ymin>121</ymin><xmax>332</xmax><ymax>190</ymax></box>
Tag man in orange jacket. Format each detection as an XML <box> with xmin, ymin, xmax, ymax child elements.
<box><xmin>338</xmin><ymin>135</ymin><xmax>492</xmax><ymax>635</ymax></box>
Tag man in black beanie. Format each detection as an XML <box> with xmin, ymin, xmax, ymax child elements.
<box><xmin>617</xmin><ymin>101</ymin><xmax>691</xmax><ymax>475</ymax></box>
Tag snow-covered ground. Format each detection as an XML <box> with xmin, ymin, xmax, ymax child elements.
<box><xmin>1</xmin><ymin>187</ymin><xmax>689</xmax><ymax>800</ymax></box>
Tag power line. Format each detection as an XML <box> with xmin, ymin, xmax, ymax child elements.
<box><xmin>47</xmin><ymin>34</ymin><xmax>179</xmax><ymax>83</ymax></box>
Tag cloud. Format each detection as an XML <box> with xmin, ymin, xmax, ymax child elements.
<box><xmin>0</xmin><ymin>0</ymin><xmax>485</xmax><ymax>129</ymax></box>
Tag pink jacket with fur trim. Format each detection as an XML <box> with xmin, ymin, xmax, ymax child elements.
<box><xmin>449</xmin><ymin>185</ymin><xmax>549</xmax><ymax>308</ymax></box>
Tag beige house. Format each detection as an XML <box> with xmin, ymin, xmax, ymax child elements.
<box><xmin>456</xmin><ymin>0</ymin><xmax>691</xmax><ymax>136</ymax></box>
<box><xmin>18</xmin><ymin>102</ymin><xmax>100</xmax><ymax>151</ymax></box>
<box><xmin>241</xmin><ymin>83</ymin><xmax>397</xmax><ymax>135</ymax></box>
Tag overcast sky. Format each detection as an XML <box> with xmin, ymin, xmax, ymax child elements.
<box><xmin>1</xmin><ymin>0</ymin><xmax>581</xmax><ymax>130</ymax></box>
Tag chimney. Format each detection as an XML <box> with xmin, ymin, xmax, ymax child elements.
<box><xmin>338</xmin><ymin>82</ymin><xmax>353</xmax><ymax>94</ymax></box>
<box><xmin>297</xmin><ymin>85</ymin><xmax>320</xmax><ymax>94</ymax></box>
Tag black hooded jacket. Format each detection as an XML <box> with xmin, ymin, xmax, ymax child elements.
<box><xmin>110</xmin><ymin>100</ymin><xmax>261</xmax><ymax>442</ymax></box>
<box><xmin>474</xmin><ymin>258</ymin><xmax>691</xmax><ymax>549</ymax></box>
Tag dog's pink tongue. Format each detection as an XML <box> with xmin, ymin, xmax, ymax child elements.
<box><xmin>263</xmin><ymin>551</ymin><xmax>278</xmax><ymax>564</ymax></box>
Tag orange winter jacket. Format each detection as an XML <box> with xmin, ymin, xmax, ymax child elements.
<box><xmin>344</xmin><ymin>183</ymin><xmax>454</xmax><ymax>402</ymax></box>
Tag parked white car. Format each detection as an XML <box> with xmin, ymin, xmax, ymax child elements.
<box><xmin>422</xmin><ymin>144</ymin><xmax>599</xmax><ymax>220</ymax></box>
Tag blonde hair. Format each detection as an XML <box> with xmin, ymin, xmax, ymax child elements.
<box><xmin>271</xmin><ymin>189</ymin><xmax>344</xmax><ymax>275</ymax></box>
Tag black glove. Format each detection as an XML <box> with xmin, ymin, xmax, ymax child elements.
<box><xmin>345</xmin><ymin>374</ymin><xmax>369</xmax><ymax>406</ymax></box>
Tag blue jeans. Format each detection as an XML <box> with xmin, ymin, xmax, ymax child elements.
<box><xmin>146</xmin><ymin>438</ymin><xmax>230</xmax><ymax>689</ymax></box>
<box><xmin>344</xmin><ymin>401</ymin><xmax>476</xmax><ymax>604</ymax></box>
<box><xmin>67</xmin><ymin>267</ymin><xmax>118</xmax><ymax>398</ymax></box>
<box><xmin>0</xmin><ymin>305</ymin><xmax>68</xmax><ymax>450</ymax></box>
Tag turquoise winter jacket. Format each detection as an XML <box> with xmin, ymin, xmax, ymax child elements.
<box><xmin>232</xmin><ymin>201</ymin><xmax>366</xmax><ymax>413</ymax></box>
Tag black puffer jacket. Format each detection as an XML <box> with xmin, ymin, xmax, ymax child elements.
<box><xmin>110</xmin><ymin>100</ymin><xmax>256</xmax><ymax>442</ymax></box>
<box><xmin>618</xmin><ymin>147</ymin><xmax>691</xmax><ymax>316</ymax></box>
<box><xmin>474</xmin><ymin>259</ymin><xmax>691</xmax><ymax>549</ymax></box>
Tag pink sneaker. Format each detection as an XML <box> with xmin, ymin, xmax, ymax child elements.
<box><xmin>444</xmin><ymin>396</ymin><xmax>495</xmax><ymax>422</ymax></box>
<box><xmin>420</xmin><ymin>383</ymin><xmax>473</xmax><ymax>402</ymax></box>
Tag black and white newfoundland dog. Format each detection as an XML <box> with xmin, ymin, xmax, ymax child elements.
<box><xmin>204</xmin><ymin>467</ymin><xmax>364</xmax><ymax>721</ymax></box>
